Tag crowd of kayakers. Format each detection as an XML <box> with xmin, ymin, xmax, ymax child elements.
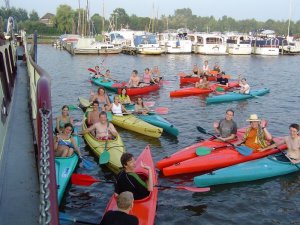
<box><xmin>52</xmin><ymin>59</ymin><xmax>300</xmax><ymax>224</ymax></box>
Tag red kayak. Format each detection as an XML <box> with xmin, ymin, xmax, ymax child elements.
<box><xmin>156</xmin><ymin>128</ymin><xmax>246</xmax><ymax>170</ymax></box>
<box><xmin>117</xmin><ymin>83</ymin><xmax>161</xmax><ymax>96</ymax></box>
<box><xmin>162</xmin><ymin>137</ymin><xmax>284</xmax><ymax>176</ymax></box>
<box><xmin>103</xmin><ymin>145</ymin><xmax>158</xmax><ymax>225</ymax></box>
<box><xmin>180</xmin><ymin>75</ymin><xmax>217</xmax><ymax>84</ymax></box>
<box><xmin>170</xmin><ymin>81</ymin><xmax>239</xmax><ymax>97</ymax></box>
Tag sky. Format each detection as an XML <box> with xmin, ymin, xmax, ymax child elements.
<box><xmin>6</xmin><ymin>0</ymin><xmax>300</xmax><ymax>22</ymax></box>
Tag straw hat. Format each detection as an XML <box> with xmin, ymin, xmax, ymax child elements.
<box><xmin>246</xmin><ymin>114</ymin><xmax>261</xmax><ymax>122</ymax></box>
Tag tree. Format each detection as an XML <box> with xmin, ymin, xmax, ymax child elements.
<box><xmin>55</xmin><ymin>4</ymin><xmax>75</xmax><ymax>33</ymax></box>
<box><xmin>29</xmin><ymin>10</ymin><xmax>39</xmax><ymax>21</ymax></box>
<box><xmin>110</xmin><ymin>8</ymin><xmax>129</xmax><ymax>30</ymax></box>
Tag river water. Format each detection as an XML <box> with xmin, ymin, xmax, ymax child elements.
<box><xmin>37</xmin><ymin>45</ymin><xmax>300</xmax><ymax>225</ymax></box>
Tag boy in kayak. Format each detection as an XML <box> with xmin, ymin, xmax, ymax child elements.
<box><xmin>80</xmin><ymin>111</ymin><xmax>118</xmax><ymax>140</ymax></box>
<box><xmin>213</xmin><ymin>109</ymin><xmax>237</xmax><ymax>141</ymax></box>
<box><xmin>100</xmin><ymin>191</ymin><xmax>138</xmax><ymax>225</ymax></box>
<box><xmin>235</xmin><ymin>114</ymin><xmax>272</xmax><ymax>151</ymax></box>
<box><xmin>258</xmin><ymin>123</ymin><xmax>300</xmax><ymax>164</ymax></box>
<box><xmin>115</xmin><ymin>153</ymin><xmax>153</xmax><ymax>200</ymax></box>
<box><xmin>87</xmin><ymin>101</ymin><xmax>100</xmax><ymax>126</ymax></box>
<box><xmin>238</xmin><ymin>77</ymin><xmax>250</xmax><ymax>94</ymax></box>
<box><xmin>216</xmin><ymin>72</ymin><xmax>229</xmax><ymax>87</ymax></box>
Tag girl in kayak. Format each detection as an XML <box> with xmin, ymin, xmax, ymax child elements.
<box><xmin>54</xmin><ymin>123</ymin><xmax>82</xmax><ymax>158</ymax></box>
<box><xmin>118</xmin><ymin>88</ymin><xmax>131</xmax><ymax>105</ymax></box>
<box><xmin>134</xmin><ymin>97</ymin><xmax>149</xmax><ymax>115</ymax></box>
<box><xmin>109</xmin><ymin>96</ymin><xmax>131</xmax><ymax>116</ymax></box>
<box><xmin>258</xmin><ymin>123</ymin><xmax>300</xmax><ymax>164</ymax></box>
<box><xmin>195</xmin><ymin>75</ymin><xmax>210</xmax><ymax>89</ymax></box>
<box><xmin>238</xmin><ymin>77</ymin><xmax>250</xmax><ymax>94</ymax></box>
<box><xmin>89</xmin><ymin>87</ymin><xmax>111</xmax><ymax>106</ymax></box>
<box><xmin>192</xmin><ymin>64</ymin><xmax>199</xmax><ymax>75</ymax></box>
<box><xmin>115</xmin><ymin>153</ymin><xmax>153</xmax><ymax>200</ymax></box>
<box><xmin>235</xmin><ymin>114</ymin><xmax>272</xmax><ymax>151</ymax></box>
<box><xmin>55</xmin><ymin>105</ymin><xmax>73</xmax><ymax>134</ymax></box>
<box><xmin>151</xmin><ymin>66</ymin><xmax>162</xmax><ymax>83</ymax></box>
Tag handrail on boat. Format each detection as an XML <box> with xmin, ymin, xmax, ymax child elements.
<box><xmin>23</xmin><ymin>30</ymin><xmax>59</xmax><ymax>225</ymax></box>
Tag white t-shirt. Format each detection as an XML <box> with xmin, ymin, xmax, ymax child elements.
<box><xmin>112</xmin><ymin>103</ymin><xmax>123</xmax><ymax>116</ymax></box>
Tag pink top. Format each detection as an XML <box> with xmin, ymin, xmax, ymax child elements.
<box><xmin>143</xmin><ymin>73</ymin><xmax>151</xmax><ymax>83</ymax></box>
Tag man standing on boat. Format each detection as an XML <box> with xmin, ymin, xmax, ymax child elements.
<box><xmin>115</xmin><ymin>153</ymin><xmax>153</xmax><ymax>200</ymax></box>
<box><xmin>213</xmin><ymin>109</ymin><xmax>237</xmax><ymax>141</ymax></box>
<box><xmin>100</xmin><ymin>191</ymin><xmax>138</xmax><ymax>225</ymax></box>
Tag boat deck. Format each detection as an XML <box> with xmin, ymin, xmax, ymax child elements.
<box><xmin>0</xmin><ymin>57</ymin><xmax>39</xmax><ymax>224</ymax></box>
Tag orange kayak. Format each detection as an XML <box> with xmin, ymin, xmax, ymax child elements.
<box><xmin>156</xmin><ymin>128</ymin><xmax>246</xmax><ymax>170</ymax></box>
<box><xmin>170</xmin><ymin>81</ymin><xmax>239</xmax><ymax>97</ymax></box>
<box><xmin>162</xmin><ymin>137</ymin><xmax>283</xmax><ymax>176</ymax></box>
<box><xmin>103</xmin><ymin>145</ymin><xmax>158</xmax><ymax>225</ymax></box>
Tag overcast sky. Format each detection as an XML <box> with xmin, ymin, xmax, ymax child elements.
<box><xmin>7</xmin><ymin>0</ymin><xmax>300</xmax><ymax>22</ymax></box>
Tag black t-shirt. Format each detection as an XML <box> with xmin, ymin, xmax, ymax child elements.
<box><xmin>217</xmin><ymin>77</ymin><xmax>228</xmax><ymax>85</ymax></box>
<box><xmin>100</xmin><ymin>210</ymin><xmax>138</xmax><ymax>225</ymax></box>
<box><xmin>115</xmin><ymin>170</ymin><xmax>150</xmax><ymax>200</ymax></box>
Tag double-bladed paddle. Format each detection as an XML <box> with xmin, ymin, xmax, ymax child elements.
<box><xmin>196</xmin><ymin>126</ymin><xmax>253</xmax><ymax>156</ymax></box>
<box><xmin>196</xmin><ymin>145</ymin><xmax>230</xmax><ymax>156</ymax></box>
<box><xmin>59</xmin><ymin>212</ymin><xmax>99</xmax><ymax>225</ymax></box>
<box><xmin>99</xmin><ymin>125</ymin><xmax>110</xmax><ymax>165</ymax></box>
<box><xmin>71</xmin><ymin>174</ymin><xmax>210</xmax><ymax>192</ymax></box>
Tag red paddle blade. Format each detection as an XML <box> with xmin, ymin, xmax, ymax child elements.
<box><xmin>144</xmin><ymin>101</ymin><xmax>155</xmax><ymax>107</ymax></box>
<box><xmin>177</xmin><ymin>186</ymin><xmax>210</xmax><ymax>192</ymax></box>
<box><xmin>155</xmin><ymin>107</ymin><xmax>168</xmax><ymax>115</ymax></box>
<box><xmin>88</xmin><ymin>68</ymin><xmax>96</xmax><ymax>73</ymax></box>
<box><xmin>71</xmin><ymin>174</ymin><xmax>101</xmax><ymax>186</ymax></box>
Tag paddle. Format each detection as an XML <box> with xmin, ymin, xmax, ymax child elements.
<box><xmin>71</xmin><ymin>174</ymin><xmax>114</xmax><ymax>186</ymax></box>
<box><xmin>88</xmin><ymin>67</ymin><xmax>96</xmax><ymax>73</ymax></box>
<box><xmin>196</xmin><ymin>145</ymin><xmax>229</xmax><ymax>156</ymax></box>
<box><xmin>80</xmin><ymin>157</ymin><xmax>97</xmax><ymax>170</ymax></box>
<box><xmin>99</xmin><ymin>123</ymin><xmax>110</xmax><ymax>165</ymax></box>
<box><xmin>155</xmin><ymin>185</ymin><xmax>210</xmax><ymax>193</ymax></box>
<box><xmin>71</xmin><ymin>174</ymin><xmax>210</xmax><ymax>192</ymax></box>
<box><xmin>196</xmin><ymin>126</ymin><xmax>253</xmax><ymax>156</ymax></box>
<box><xmin>151</xmin><ymin>107</ymin><xmax>168</xmax><ymax>115</ymax></box>
<box><xmin>68</xmin><ymin>104</ymin><xmax>80</xmax><ymax>110</ymax></box>
<box><xmin>59</xmin><ymin>212</ymin><xmax>99</xmax><ymax>225</ymax></box>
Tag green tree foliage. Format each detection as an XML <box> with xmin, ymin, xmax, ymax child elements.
<box><xmin>54</xmin><ymin>4</ymin><xmax>75</xmax><ymax>33</ymax></box>
<box><xmin>110</xmin><ymin>8</ymin><xmax>130</xmax><ymax>30</ymax></box>
<box><xmin>29</xmin><ymin>10</ymin><xmax>39</xmax><ymax>21</ymax></box>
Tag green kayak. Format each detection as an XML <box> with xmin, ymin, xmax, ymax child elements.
<box><xmin>206</xmin><ymin>88</ymin><xmax>270</xmax><ymax>104</ymax></box>
<box><xmin>55</xmin><ymin>127</ymin><xmax>79</xmax><ymax>205</ymax></box>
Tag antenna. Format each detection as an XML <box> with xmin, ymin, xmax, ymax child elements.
<box><xmin>4</xmin><ymin>0</ymin><xmax>9</xmax><ymax>9</ymax></box>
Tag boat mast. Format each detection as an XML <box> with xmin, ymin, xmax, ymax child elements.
<box><xmin>102</xmin><ymin>0</ymin><xmax>104</xmax><ymax>36</ymax></box>
<box><xmin>287</xmin><ymin>0</ymin><xmax>292</xmax><ymax>37</ymax></box>
<box><xmin>78</xmin><ymin>0</ymin><xmax>81</xmax><ymax>36</ymax></box>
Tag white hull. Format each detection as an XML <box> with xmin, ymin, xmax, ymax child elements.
<box><xmin>252</xmin><ymin>47</ymin><xmax>279</xmax><ymax>56</ymax></box>
<box><xmin>196</xmin><ymin>44</ymin><xmax>228</xmax><ymax>55</ymax></box>
<box><xmin>162</xmin><ymin>40</ymin><xmax>192</xmax><ymax>54</ymax></box>
<box><xmin>227</xmin><ymin>44</ymin><xmax>252</xmax><ymax>55</ymax></box>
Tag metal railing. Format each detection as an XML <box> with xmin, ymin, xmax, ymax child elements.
<box><xmin>23</xmin><ymin>30</ymin><xmax>59</xmax><ymax>225</ymax></box>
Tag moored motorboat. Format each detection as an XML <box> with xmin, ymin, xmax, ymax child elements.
<box><xmin>206</xmin><ymin>88</ymin><xmax>270</xmax><ymax>104</ymax></box>
<box><xmin>193</xmin><ymin>151</ymin><xmax>297</xmax><ymax>187</ymax></box>
<box><xmin>103</xmin><ymin>145</ymin><xmax>158</xmax><ymax>225</ymax></box>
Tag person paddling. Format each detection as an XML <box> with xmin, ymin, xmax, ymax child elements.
<box><xmin>115</xmin><ymin>153</ymin><xmax>153</xmax><ymax>200</ymax></box>
<box><xmin>235</xmin><ymin>114</ymin><xmax>272</xmax><ymax>151</ymax></box>
<box><xmin>258</xmin><ymin>123</ymin><xmax>300</xmax><ymax>164</ymax></box>
<box><xmin>213</xmin><ymin>109</ymin><xmax>237</xmax><ymax>142</ymax></box>
<box><xmin>100</xmin><ymin>191</ymin><xmax>138</xmax><ymax>225</ymax></box>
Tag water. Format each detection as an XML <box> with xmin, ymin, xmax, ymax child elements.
<box><xmin>38</xmin><ymin>45</ymin><xmax>300</xmax><ymax>225</ymax></box>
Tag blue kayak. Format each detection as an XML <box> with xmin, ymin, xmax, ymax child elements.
<box><xmin>91</xmin><ymin>77</ymin><xmax>118</xmax><ymax>92</ymax></box>
<box><xmin>55</xmin><ymin>127</ymin><xmax>79</xmax><ymax>205</ymax></box>
<box><xmin>206</xmin><ymin>88</ymin><xmax>270</xmax><ymax>104</ymax></box>
<box><xmin>194</xmin><ymin>153</ymin><xmax>300</xmax><ymax>187</ymax></box>
<box><xmin>123</xmin><ymin>103</ymin><xmax>179</xmax><ymax>136</ymax></box>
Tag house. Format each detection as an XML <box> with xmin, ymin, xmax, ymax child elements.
<box><xmin>40</xmin><ymin>13</ymin><xmax>55</xmax><ymax>27</ymax></box>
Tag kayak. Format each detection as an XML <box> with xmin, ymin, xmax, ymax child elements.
<box><xmin>55</xmin><ymin>127</ymin><xmax>79</xmax><ymax>205</ymax></box>
<box><xmin>179</xmin><ymin>75</ymin><xmax>217</xmax><ymax>84</ymax></box>
<box><xmin>162</xmin><ymin>137</ymin><xmax>283</xmax><ymax>176</ymax></box>
<box><xmin>138</xmin><ymin>114</ymin><xmax>179</xmax><ymax>137</ymax></box>
<box><xmin>193</xmin><ymin>150</ymin><xmax>298</xmax><ymax>187</ymax></box>
<box><xmin>117</xmin><ymin>82</ymin><xmax>161</xmax><ymax>96</ymax></box>
<box><xmin>90</xmin><ymin>77</ymin><xmax>118</xmax><ymax>92</ymax></box>
<box><xmin>122</xmin><ymin>103</ymin><xmax>178</xmax><ymax>136</ymax></box>
<box><xmin>112</xmin><ymin>114</ymin><xmax>163</xmax><ymax>138</ymax></box>
<box><xmin>170</xmin><ymin>81</ymin><xmax>239</xmax><ymax>97</ymax></box>
<box><xmin>82</xmin><ymin>119</ymin><xmax>125</xmax><ymax>173</ymax></box>
<box><xmin>156</xmin><ymin>128</ymin><xmax>246</xmax><ymax>170</ymax></box>
<box><xmin>206</xmin><ymin>88</ymin><xmax>270</xmax><ymax>104</ymax></box>
<box><xmin>103</xmin><ymin>145</ymin><xmax>158</xmax><ymax>225</ymax></box>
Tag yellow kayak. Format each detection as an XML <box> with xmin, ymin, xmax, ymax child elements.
<box><xmin>82</xmin><ymin>119</ymin><xmax>125</xmax><ymax>173</ymax></box>
<box><xmin>112</xmin><ymin>114</ymin><xmax>163</xmax><ymax>138</ymax></box>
